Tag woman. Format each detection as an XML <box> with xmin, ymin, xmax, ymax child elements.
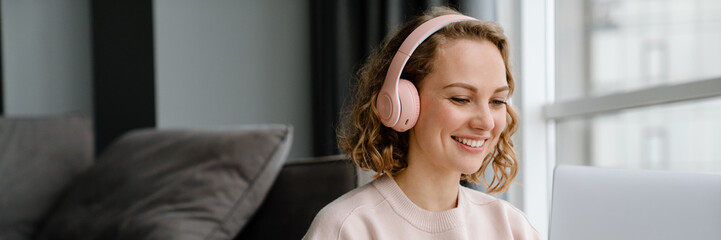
<box><xmin>304</xmin><ymin>7</ymin><xmax>540</xmax><ymax>239</ymax></box>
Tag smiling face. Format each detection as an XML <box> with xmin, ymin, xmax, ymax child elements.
<box><xmin>407</xmin><ymin>38</ymin><xmax>509</xmax><ymax>176</ymax></box>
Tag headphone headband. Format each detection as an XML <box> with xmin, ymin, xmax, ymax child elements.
<box><xmin>378</xmin><ymin>14</ymin><xmax>478</xmax><ymax>130</ymax></box>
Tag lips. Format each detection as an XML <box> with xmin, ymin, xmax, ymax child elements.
<box><xmin>451</xmin><ymin>136</ymin><xmax>486</xmax><ymax>148</ymax></box>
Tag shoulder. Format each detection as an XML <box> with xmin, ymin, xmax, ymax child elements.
<box><xmin>461</xmin><ymin>186</ymin><xmax>501</xmax><ymax>205</ymax></box>
<box><xmin>303</xmin><ymin>182</ymin><xmax>385</xmax><ymax>240</ymax></box>
<box><xmin>460</xmin><ymin>186</ymin><xmax>527</xmax><ymax>219</ymax></box>
<box><xmin>461</xmin><ymin>187</ymin><xmax>541</xmax><ymax>239</ymax></box>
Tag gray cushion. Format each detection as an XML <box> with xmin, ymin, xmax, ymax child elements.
<box><xmin>37</xmin><ymin>124</ymin><xmax>293</xmax><ymax>240</ymax></box>
<box><xmin>0</xmin><ymin>114</ymin><xmax>93</xmax><ymax>240</ymax></box>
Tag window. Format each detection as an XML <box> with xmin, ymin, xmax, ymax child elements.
<box><xmin>505</xmin><ymin>0</ymin><xmax>721</xmax><ymax>238</ymax></box>
<box><xmin>554</xmin><ymin>0</ymin><xmax>721</xmax><ymax>173</ymax></box>
<box><xmin>557</xmin><ymin>97</ymin><xmax>721</xmax><ymax>172</ymax></box>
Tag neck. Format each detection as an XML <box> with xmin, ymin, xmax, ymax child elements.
<box><xmin>392</xmin><ymin>162</ymin><xmax>461</xmax><ymax>212</ymax></box>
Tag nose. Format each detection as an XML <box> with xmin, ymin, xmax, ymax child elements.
<box><xmin>470</xmin><ymin>105</ymin><xmax>494</xmax><ymax>131</ymax></box>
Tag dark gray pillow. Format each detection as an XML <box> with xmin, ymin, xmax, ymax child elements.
<box><xmin>0</xmin><ymin>114</ymin><xmax>93</xmax><ymax>240</ymax></box>
<box><xmin>37</xmin><ymin>124</ymin><xmax>292</xmax><ymax>240</ymax></box>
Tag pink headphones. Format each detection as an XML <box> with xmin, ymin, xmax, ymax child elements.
<box><xmin>376</xmin><ymin>14</ymin><xmax>478</xmax><ymax>132</ymax></box>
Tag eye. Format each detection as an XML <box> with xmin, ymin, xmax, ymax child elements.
<box><xmin>491</xmin><ymin>99</ymin><xmax>508</xmax><ymax>105</ymax></box>
<box><xmin>450</xmin><ymin>97</ymin><xmax>470</xmax><ymax>104</ymax></box>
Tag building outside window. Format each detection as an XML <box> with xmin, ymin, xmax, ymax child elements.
<box><xmin>554</xmin><ymin>0</ymin><xmax>721</xmax><ymax>173</ymax></box>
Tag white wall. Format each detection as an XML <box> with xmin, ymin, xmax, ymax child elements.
<box><xmin>2</xmin><ymin>0</ymin><xmax>93</xmax><ymax>115</ymax></box>
<box><xmin>154</xmin><ymin>0</ymin><xmax>312</xmax><ymax>159</ymax></box>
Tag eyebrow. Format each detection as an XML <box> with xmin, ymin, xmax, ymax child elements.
<box><xmin>494</xmin><ymin>86</ymin><xmax>510</xmax><ymax>93</ymax></box>
<box><xmin>443</xmin><ymin>83</ymin><xmax>510</xmax><ymax>93</ymax></box>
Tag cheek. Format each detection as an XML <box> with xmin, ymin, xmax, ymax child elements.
<box><xmin>417</xmin><ymin>96</ymin><xmax>455</xmax><ymax>128</ymax></box>
<box><xmin>491</xmin><ymin>110</ymin><xmax>507</xmax><ymax>136</ymax></box>
<box><xmin>486</xmin><ymin>111</ymin><xmax>507</xmax><ymax>152</ymax></box>
<box><xmin>413</xmin><ymin>96</ymin><xmax>447</xmax><ymax>140</ymax></box>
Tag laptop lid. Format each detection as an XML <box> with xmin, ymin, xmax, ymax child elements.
<box><xmin>549</xmin><ymin>165</ymin><xmax>721</xmax><ymax>240</ymax></box>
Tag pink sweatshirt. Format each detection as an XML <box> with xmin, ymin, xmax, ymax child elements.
<box><xmin>304</xmin><ymin>175</ymin><xmax>540</xmax><ymax>240</ymax></box>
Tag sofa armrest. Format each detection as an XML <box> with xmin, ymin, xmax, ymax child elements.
<box><xmin>236</xmin><ymin>155</ymin><xmax>357</xmax><ymax>240</ymax></box>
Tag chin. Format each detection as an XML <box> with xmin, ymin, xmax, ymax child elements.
<box><xmin>455</xmin><ymin>159</ymin><xmax>484</xmax><ymax>175</ymax></box>
<box><xmin>453</xmin><ymin>144</ymin><xmax>494</xmax><ymax>171</ymax></box>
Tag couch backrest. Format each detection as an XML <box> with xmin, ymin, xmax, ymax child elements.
<box><xmin>236</xmin><ymin>155</ymin><xmax>358</xmax><ymax>240</ymax></box>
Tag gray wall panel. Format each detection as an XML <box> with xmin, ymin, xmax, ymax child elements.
<box><xmin>154</xmin><ymin>0</ymin><xmax>312</xmax><ymax>159</ymax></box>
<box><xmin>2</xmin><ymin>0</ymin><xmax>92</xmax><ymax>115</ymax></box>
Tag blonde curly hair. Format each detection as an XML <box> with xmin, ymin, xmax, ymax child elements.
<box><xmin>337</xmin><ymin>7</ymin><xmax>519</xmax><ymax>194</ymax></box>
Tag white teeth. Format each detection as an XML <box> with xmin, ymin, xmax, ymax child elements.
<box><xmin>453</xmin><ymin>136</ymin><xmax>484</xmax><ymax>148</ymax></box>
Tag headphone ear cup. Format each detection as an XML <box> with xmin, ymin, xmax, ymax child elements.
<box><xmin>395</xmin><ymin>79</ymin><xmax>420</xmax><ymax>132</ymax></box>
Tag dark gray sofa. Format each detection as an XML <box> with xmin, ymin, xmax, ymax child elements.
<box><xmin>0</xmin><ymin>114</ymin><xmax>357</xmax><ymax>240</ymax></box>
<box><xmin>236</xmin><ymin>156</ymin><xmax>357</xmax><ymax>239</ymax></box>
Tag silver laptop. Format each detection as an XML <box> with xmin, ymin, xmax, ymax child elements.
<box><xmin>549</xmin><ymin>165</ymin><xmax>721</xmax><ymax>240</ymax></box>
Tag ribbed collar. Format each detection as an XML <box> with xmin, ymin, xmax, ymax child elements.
<box><xmin>372</xmin><ymin>175</ymin><xmax>467</xmax><ymax>233</ymax></box>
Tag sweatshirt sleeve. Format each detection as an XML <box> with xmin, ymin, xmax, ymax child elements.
<box><xmin>501</xmin><ymin>201</ymin><xmax>542</xmax><ymax>240</ymax></box>
<box><xmin>303</xmin><ymin>206</ymin><xmax>372</xmax><ymax>240</ymax></box>
<box><xmin>304</xmin><ymin>202</ymin><xmax>361</xmax><ymax>240</ymax></box>
<box><xmin>303</xmin><ymin>208</ymin><xmax>341</xmax><ymax>240</ymax></box>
